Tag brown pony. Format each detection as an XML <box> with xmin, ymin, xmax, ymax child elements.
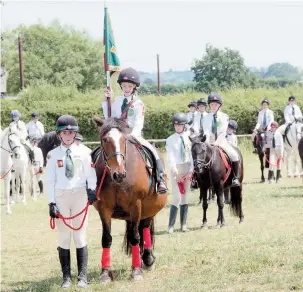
<box><xmin>92</xmin><ymin>116</ymin><xmax>167</xmax><ymax>282</ymax></box>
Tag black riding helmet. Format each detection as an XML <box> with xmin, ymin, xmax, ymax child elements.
<box><xmin>197</xmin><ymin>98</ymin><xmax>207</xmax><ymax>106</ymax></box>
<box><xmin>288</xmin><ymin>95</ymin><xmax>295</xmax><ymax>101</ymax></box>
<box><xmin>31</xmin><ymin>112</ymin><xmax>39</xmax><ymax>118</ymax></box>
<box><xmin>188</xmin><ymin>101</ymin><xmax>197</xmax><ymax>108</ymax></box>
<box><xmin>117</xmin><ymin>67</ymin><xmax>140</xmax><ymax>87</ymax></box>
<box><xmin>172</xmin><ymin>112</ymin><xmax>188</xmax><ymax>125</ymax></box>
<box><xmin>208</xmin><ymin>92</ymin><xmax>223</xmax><ymax>105</ymax></box>
<box><xmin>56</xmin><ymin>115</ymin><xmax>79</xmax><ymax>132</ymax></box>
<box><xmin>261</xmin><ymin>98</ymin><xmax>270</xmax><ymax>105</ymax></box>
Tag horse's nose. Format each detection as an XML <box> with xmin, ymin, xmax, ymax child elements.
<box><xmin>112</xmin><ymin>171</ymin><xmax>126</xmax><ymax>183</ymax></box>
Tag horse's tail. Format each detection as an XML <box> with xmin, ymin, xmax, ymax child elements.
<box><xmin>229</xmin><ymin>186</ymin><xmax>242</xmax><ymax>218</ymax></box>
<box><xmin>122</xmin><ymin>218</ymin><xmax>155</xmax><ymax>256</ymax></box>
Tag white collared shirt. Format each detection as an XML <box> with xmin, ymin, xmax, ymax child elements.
<box><xmin>192</xmin><ymin>111</ymin><xmax>208</xmax><ymax>134</ymax></box>
<box><xmin>102</xmin><ymin>95</ymin><xmax>144</xmax><ymax>137</ymax></box>
<box><xmin>165</xmin><ymin>131</ymin><xmax>194</xmax><ymax>172</ymax></box>
<box><xmin>203</xmin><ymin>111</ymin><xmax>229</xmax><ymax>144</ymax></box>
<box><xmin>9</xmin><ymin>120</ymin><xmax>28</xmax><ymax>140</ymax></box>
<box><xmin>284</xmin><ymin>104</ymin><xmax>302</xmax><ymax>124</ymax></box>
<box><xmin>27</xmin><ymin>120</ymin><xmax>45</xmax><ymax>139</ymax></box>
<box><xmin>46</xmin><ymin>143</ymin><xmax>97</xmax><ymax>203</ymax></box>
<box><xmin>255</xmin><ymin>109</ymin><xmax>274</xmax><ymax>130</ymax></box>
<box><xmin>268</xmin><ymin>130</ymin><xmax>284</xmax><ymax>151</ymax></box>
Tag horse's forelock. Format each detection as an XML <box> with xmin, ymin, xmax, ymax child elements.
<box><xmin>99</xmin><ymin>118</ymin><xmax>129</xmax><ymax>138</ymax></box>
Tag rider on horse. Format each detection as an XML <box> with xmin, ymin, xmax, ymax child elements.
<box><xmin>46</xmin><ymin>115</ymin><xmax>97</xmax><ymax>289</ymax></box>
<box><xmin>281</xmin><ymin>95</ymin><xmax>303</xmax><ymax>140</ymax></box>
<box><xmin>203</xmin><ymin>93</ymin><xmax>240</xmax><ymax>187</ymax></box>
<box><xmin>74</xmin><ymin>133</ymin><xmax>92</xmax><ymax>155</ymax></box>
<box><xmin>9</xmin><ymin>110</ymin><xmax>35</xmax><ymax>163</ymax></box>
<box><xmin>186</xmin><ymin>100</ymin><xmax>197</xmax><ymax>126</ymax></box>
<box><xmin>251</xmin><ymin>99</ymin><xmax>274</xmax><ymax>153</ymax></box>
<box><xmin>226</xmin><ymin>120</ymin><xmax>238</xmax><ymax>147</ymax></box>
<box><xmin>102</xmin><ymin>67</ymin><xmax>168</xmax><ymax>194</ymax></box>
<box><xmin>192</xmin><ymin>98</ymin><xmax>208</xmax><ymax>134</ymax></box>
<box><xmin>166</xmin><ymin>112</ymin><xmax>194</xmax><ymax>234</ymax></box>
<box><xmin>26</xmin><ymin>112</ymin><xmax>45</xmax><ymax>142</ymax></box>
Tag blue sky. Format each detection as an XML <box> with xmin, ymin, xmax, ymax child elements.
<box><xmin>1</xmin><ymin>0</ymin><xmax>303</xmax><ymax>72</ymax></box>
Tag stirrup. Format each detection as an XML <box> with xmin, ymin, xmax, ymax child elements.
<box><xmin>156</xmin><ymin>182</ymin><xmax>167</xmax><ymax>194</ymax></box>
<box><xmin>231</xmin><ymin>178</ymin><xmax>240</xmax><ymax>187</ymax></box>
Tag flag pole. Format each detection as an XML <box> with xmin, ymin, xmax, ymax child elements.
<box><xmin>104</xmin><ymin>2</ymin><xmax>111</xmax><ymax>117</ymax></box>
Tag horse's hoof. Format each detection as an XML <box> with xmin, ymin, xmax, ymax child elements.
<box><xmin>32</xmin><ymin>197</ymin><xmax>37</xmax><ymax>201</ymax></box>
<box><xmin>100</xmin><ymin>269</ymin><xmax>113</xmax><ymax>284</ymax></box>
<box><xmin>6</xmin><ymin>210</ymin><xmax>12</xmax><ymax>215</ymax></box>
<box><xmin>131</xmin><ymin>267</ymin><xmax>143</xmax><ymax>281</ymax></box>
<box><xmin>239</xmin><ymin>218</ymin><xmax>244</xmax><ymax>224</ymax></box>
<box><xmin>287</xmin><ymin>174</ymin><xmax>293</xmax><ymax>178</ymax></box>
<box><xmin>22</xmin><ymin>201</ymin><xmax>27</xmax><ymax>205</ymax></box>
<box><xmin>201</xmin><ymin>223</ymin><xmax>208</xmax><ymax>229</ymax></box>
<box><xmin>220</xmin><ymin>223</ymin><xmax>226</xmax><ymax>228</ymax></box>
<box><xmin>142</xmin><ymin>261</ymin><xmax>156</xmax><ymax>271</ymax></box>
<box><xmin>11</xmin><ymin>200</ymin><xmax>16</xmax><ymax>205</ymax></box>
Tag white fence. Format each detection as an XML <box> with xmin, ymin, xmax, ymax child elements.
<box><xmin>84</xmin><ymin>134</ymin><xmax>251</xmax><ymax>146</ymax></box>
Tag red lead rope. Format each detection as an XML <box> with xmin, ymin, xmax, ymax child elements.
<box><xmin>50</xmin><ymin>201</ymin><xmax>90</xmax><ymax>231</ymax></box>
<box><xmin>1</xmin><ymin>164</ymin><xmax>14</xmax><ymax>180</ymax></box>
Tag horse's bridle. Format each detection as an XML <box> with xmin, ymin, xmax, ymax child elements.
<box><xmin>0</xmin><ymin>130</ymin><xmax>15</xmax><ymax>154</ymax></box>
<box><xmin>193</xmin><ymin>141</ymin><xmax>214</xmax><ymax>172</ymax></box>
<box><xmin>101</xmin><ymin>137</ymin><xmax>127</xmax><ymax>171</ymax></box>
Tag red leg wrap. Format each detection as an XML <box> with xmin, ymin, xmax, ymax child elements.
<box><xmin>132</xmin><ymin>245</ymin><xmax>141</xmax><ymax>268</ymax></box>
<box><xmin>143</xmin><ymin>227</ymin><xmax>152</xmax><ymax>249</ymax></box>
<box><xmin>101</xmin><ymin>248</ymin><xmax>110</xmax><ymax>269</ymax></box>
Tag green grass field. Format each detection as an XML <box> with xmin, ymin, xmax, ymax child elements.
<box><xmin>1</xmin><ymin>152</ymin><xmax>303</xmax><ymax>292</ymax></box>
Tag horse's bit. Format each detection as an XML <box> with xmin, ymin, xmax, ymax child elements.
<box><xmin>193</xmin><ymin>141</ymin><xmax>214</xmax><ymax>172</ymax></box>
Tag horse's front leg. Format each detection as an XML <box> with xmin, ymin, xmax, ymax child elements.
<box><xmin>259</xmin><ymin>152</ymin><xmax>265</xmax><ymax>183</ymax></box>
<box><xmin>19</xmin><ymin>168</ymin><xmax>27</xmax><ymax>205</ymax></box>
<box><xmin>29</xmin><ymin>165</ymin><xmax>36</xmax><ymax>200</ymax></box>
<box><xmin>201</xmin><ymin>186</ymin><xmax>209</xmax><ymax>229</ymax></box>
<box><xmin>99</xmin><ymin>207</ymin><xmax>113</xmax><ymax>284</ymax></box>
<box><xmin>293</xmin><ymin>148</ymin><xmax>301</xmax><ymax>177</ymax></box>
<box><xmin>215</xmin><ymin>184</ymin><xmax>225</xmax><ymax>227</ymax></box>
<box><xmin>285</xmin><ymin>149</ymin><xmax>293</xmax><ymax>177</ymax></box>
<box><xmin>129</xmin><ymin>200</ymin><xmax>143</xmax><ymax>281</ymax></box>
<box><xmin>140</xmin><ymin>217</ymin><xmax>156</xmax><ymax>271</ymax></box>
<box><xmin>5</xmin><ymin>172</ymin><xmax>12</xmax><ymax>214</ymax></box>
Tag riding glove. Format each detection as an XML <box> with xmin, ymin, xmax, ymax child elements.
<box><xmin>49</xmin><ymin>202</ymin><xmax>59</xmax><ymax>218</ymax></box>
<box><xmin>87</xmin><ymin>189</ymin><xmax>97</xmax><ymax>205</ymax></box>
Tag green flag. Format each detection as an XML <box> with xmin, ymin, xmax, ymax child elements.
<box><xmin>103</xmin><ymin>7</ymin><xmax>120</xmax><ymax>73</ymax></box>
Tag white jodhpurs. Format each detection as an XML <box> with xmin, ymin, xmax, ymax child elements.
<box><xmin>219</xmin><ymin>139</ymin><xmax>239</xmax><ymax>162</ymax></box>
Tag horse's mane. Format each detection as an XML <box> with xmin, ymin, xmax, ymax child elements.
<box><xmin>0</xmin><ymin>127</ymin><xmax>10</xmax><ymax>140</ymax></box>
<box><xmin>99</xmin><ymin>118</ymin><xmax>130</xmax><ymax>137</ymax></box>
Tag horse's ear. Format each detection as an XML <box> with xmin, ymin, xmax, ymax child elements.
<box><xmin>92</xmin><ymin>115</ymin><xmax>104</xmax><ymax>129</ymax></box>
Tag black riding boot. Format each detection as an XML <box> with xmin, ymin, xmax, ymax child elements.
<box><xmin>76</xmin><ymin>246</ymin><xmax>88</xmax><ymax>288</ymax></box>
<box><xmin>268</xmin><ymin>170</ymin><xmax>274</xmax><ymax>183</ymax></box>
<box><xmin>58</xmin><ymin>247</ymin><xmax>71</xmax><ymax>289</ymax></box>
<box><xmin>156</xmin><ymin>159</ymin><xmax>168</xmax><ymax>194</ymax></box>
<box><xmin>38</xmin><ymin>180</ymin><xmax>43</xmax><ymax>195</ymax></box>
<box><xmin>231</xmin><ymin>161</ymin><xmax>241</xmax><ymax>187</ymax></box>
<box><xmin>168</xmin><ymin>205</ymin><xmax>178</xmax><ymax>234</ymax></box>
<box><xmin>276</xmin><ymin>170</ymin><xmax>282</xmax><ymax>183</ymax></box>
<box><xmin>180</xmin><ymin>204</ymin><xmax>189</xmax><ymax>232</ymax></box>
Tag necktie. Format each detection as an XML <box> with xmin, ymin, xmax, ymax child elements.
<box><xmin>292</xmin><ymin>106</ymin><xmax>295</xmax><ymax>116</ymax></box>
<box><xmin>212</xmin><ymin>114</ymin><xmax>217</xmax><ymax>140</ymax></box>
<box><xmin>121</xmin><ymin>97</ymin><xmax>128</xmax><ymax>113</ymax></box>
<box><xmin>65</xmin><ymin>149</ymin><xmax>74</xmax><ymax>179</ymax></box>
<box><xmin>262</xmin><ymin>111</ymin><xmax>267</xmax><ymax>128</ymax></box>
<box><xmin>180</xmin><ymin>136</ymin><xmax>186</xmax><ymax>162</ymax></box>
<box><xmin>272</xmin><ymin>133</ymin><xmax>276</xmax><ymax>148</ymax></box>
<box><xmin>200</xmin><ymin>113</ymin><xmax>204</xmax><ymax>129</ymax></box>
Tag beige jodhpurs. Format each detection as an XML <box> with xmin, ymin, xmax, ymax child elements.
<box><xmin>55</xmin><ymin>187</ymin><xmax>88</xmax><ymax>249</ymax></box>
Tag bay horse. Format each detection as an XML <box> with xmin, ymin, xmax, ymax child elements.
<box><xmin>189</xmin><ymin>132</ymin><xmax>244</xmax><ymax>227</ymax></box>
<box><xmin>37</xmin><ymin>131</ymin><xmax>60</xmax><ymax>166</ymax></box>
<box><xmin>92</xmin><ymin>116</ymin><xmax>168</xmax><ymax>282</ymax></box>
<box><xmin>299</xmin><ymin>137</ymin><xmax>303</xmax><ymax>177</ymax></box>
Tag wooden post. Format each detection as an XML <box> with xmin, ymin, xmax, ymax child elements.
<box><xmin>18</xmin><ymin>36</ymin><xmax>24</xmax><ymax>90</ymax></box>
<box><xmin>157</xmin><ymin>54</ymin><xmax>161</xmax><ymax>96</ymax></box>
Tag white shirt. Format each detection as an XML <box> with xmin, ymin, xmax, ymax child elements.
<box><xmin>203</xmin><ymin>111</ymin><xmax>229</xmax><ymax>144</ymax></box>
<box><xmin>46</xmin><ymin>144</ymin><xmax>97</xmax><ymax>203</ymax></box>
<box><xmin>102</xmin><ymin>95</ymin><xmax>144</xmax><ymax>137</ymax></box>
<box><xmin>255</xmin><ymin>109</ymin><xmax>274</xmax><ymax>130</ymax></box>
<box><xmin>33</xmin><ymin>145</ymin><xmax>44</xmax><ymax>167</ymax></box>
<box><xmin>186</xmin><ymin>111</ymin><xmax>196</xmax><ymax>125</ymax></box>
<box><xmin>27</xmin><ymin>120</ymin><xmax>45</xmax><ymax>139</ymax></box>
<box><xmin>192</xmin><ymin>111</ymin><xmax>208</xmax><ymax>134</ymax></box>
<box><xmin>165</xmin><ymin>131</ymin><xmax>194</xmax><ymax>172</ymax></box>
<box><xmin>284</xmin><ymin>104</ymin><xmax>302</xmax><ymax>124</ymax></box>
<box><xmin>76</xmin><ymin>143</ymin><xmax>92</xmax><ymax>155</ymax></box>
<box><xmin>9</xmin><ymin>120</ymin><xmax>28</xmax><ymax>141</ymax></box>
<box><xmin>268</xmin><ymin>130</ymin><xmax>284</xmax><ymax>151</ymax></box>
<box><xmin>226</xmin><ymin>133</ymin><xmax>238</xmax><ymax>147</ymax></box>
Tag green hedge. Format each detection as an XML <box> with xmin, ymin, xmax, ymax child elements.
<box><xmin>1</xmin><ymin>84</ymin><xmax>303</xmax><ymax>140</ymax></box>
